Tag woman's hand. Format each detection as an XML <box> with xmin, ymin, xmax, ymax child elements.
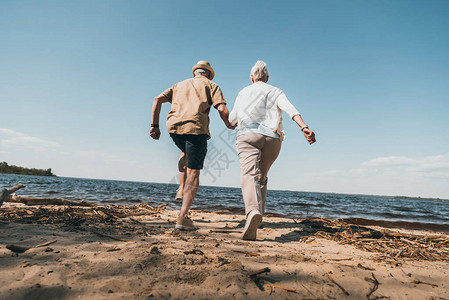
<box><xmin>302</xmin><ymin>128</ymin><xmax>316</xmax><ymax>144</ymax></box>
<box><xmin>292</xmin><ymin>114</ymin><xmax>316</xmax><ymax>144</ymax></box>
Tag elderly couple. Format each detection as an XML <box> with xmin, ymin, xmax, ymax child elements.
<box><xmin>150</xmin><ymin>60</ymin><xmax>316</xmax><ymax>240</ymax></box>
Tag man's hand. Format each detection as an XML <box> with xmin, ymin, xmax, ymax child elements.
<box><xmin>226</xmin><ymin>123</ymin><xmax>236</xmax><ymax>130</ymax></box>
<box><xmin>150</xmin><ymin>127</ymin><xmax>161</xmax><ymax>140</ymax></box>
<box><xmin>150</xmin><ymin>93</ymin><xmax>169</xmax><ymax>140</ymax></box>
<box><xmin>302</xmin><ymin>128</ymin><xmax>316</xmax><ymax>144</ymax></box>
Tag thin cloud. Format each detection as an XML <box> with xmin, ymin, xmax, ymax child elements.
<box><xmin>0</xmin><ymin>128</ymin><xmax>24</xmax><ymax>137</ymax></box>
<box><xmin>362</xmin><ymin>156</ymin><xmax>417</xmax><ymax>167</ymax></box>
<box><xmin>320</xmin><ymin>152</ymin><xmax>449</xmax><ymax>179</ymax></box>
<box><xmin>75</xmin><ymin>150</ymin><xmax>138</xmax><ymax>165</ymax></box>
<box><xmin>0</xmin><ymin>127</ymin><xmax>60</xmax><ymax>149</ymax></box>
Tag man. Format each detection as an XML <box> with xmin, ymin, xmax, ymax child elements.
<box><xmin>150</xmin><ymin>61</ymin><xmax>234</xmax><ymax>230</ymax></box>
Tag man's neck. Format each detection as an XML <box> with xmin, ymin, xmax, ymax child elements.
<box><xmin>194</xmin><ymin>75</ymin><xmax>209</xmax><ymax>80</ymax></box>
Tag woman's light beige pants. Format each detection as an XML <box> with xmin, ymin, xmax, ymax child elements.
<box><xmin>236</xmin><ymin>133</ymin><xmax>281</xmax><ymax>216</ymax></box>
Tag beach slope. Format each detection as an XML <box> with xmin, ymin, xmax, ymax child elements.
<box><xmin>1</xmin><ymin>202</ymin><xmax>448</xmax><ymax>299</ymax></box>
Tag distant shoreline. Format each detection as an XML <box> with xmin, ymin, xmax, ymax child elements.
<box><xmin>0</xmin><ymin>162</ymin><xmax>56</xmax><ymax>177</ymax></box>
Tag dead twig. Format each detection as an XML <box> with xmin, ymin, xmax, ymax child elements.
<box><xmin>91</xmin><ymin>231</ymin><xmax>136</xmax><ymax>243</ymax></box>
<box><xmin>249</xmin><ymin>267</ymin><xmax>271</xmax><ymax>277</ymax></box>
<box><xmin>209</xmin><ymin>230</ymin><xmax>241</xmax><ymax>233</ymax></box>
<box><xmin>358</xmin><ymin>263</ymin><xmax>375</xmax><ymax>271</ymax></box>
<box><xmin>233</xmin><ymin>250</ymin><xmax>260</xmax><ymax>257</ymax></box>
<box><xmin>366</xmin><ymin>272</ymin><xmax>379</xmax><ymax>299</ymax></box>
<box><xmin>300</xmin><ymin>283</ymin><xmax>316</xmax><ymax>298</ymax></box>
<box><xmin>34</xmin><ymin>240</ymin><xmax>57</xmax><ymax>248</ymax></box>
<box><xmin>268</xmin><ymin>284</ymin><xmax>297</xmax><ymax>293</ymax></box>
<box><xmin>413</xmin><ymin>280</ymin><xmax>438</xmax><ymax>288</ymax></box>
<box><xmin>107</xmin><ymin>248</ymin><xmax>121</xmax><ymax>252</ymax></box>
<box><xmin>327</xmin><ymin>274</ymin><xmax>350</xmax><ymax>296</ymax></box>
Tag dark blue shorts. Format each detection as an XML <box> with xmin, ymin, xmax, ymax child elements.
<box><xmin>169</xmin><ymin>134</ymin><xmax>208</xmax><ymax>170</ymax></box>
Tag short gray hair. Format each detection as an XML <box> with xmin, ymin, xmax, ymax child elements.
<box><xmin>194</xmin><ymin>68</ymin><xmax>210</xmax><ymax>77</ymax></box>
<box><xmin>250</xmin><ymin>60</ymin><xmax>269</xmax><ymax>81</ymax></box>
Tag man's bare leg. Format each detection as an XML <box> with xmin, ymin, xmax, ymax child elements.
<box><xmin>179</xmin><ymin>168</ymin><xmax>200</xmax><ymax>217</ymax></box>
<box><xmin>176</xmin><ymin>152</ymin><xmax>187</xmax><ymax>200</ymax></box>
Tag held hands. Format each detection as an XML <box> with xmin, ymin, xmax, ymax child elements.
<box><xmin>149</xmin><ymin>127</ymin><xmax>161</xmax><ymax>140</ymax></box>
<box><xmin>302</xmin><ymin>127</ymin><xmax>316</xmax><ymax>144</ymax></box>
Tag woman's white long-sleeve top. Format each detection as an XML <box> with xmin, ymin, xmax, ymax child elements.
<box><xmin>229</xmin><ymin>81</ymin><xmax>300</xmax><ymax>140</ymax></box>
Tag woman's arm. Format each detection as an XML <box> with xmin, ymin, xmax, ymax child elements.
<box><xmin>278</xmin><ymin>92</ymin><xmax>316</xmax><ymax>144</ymax></box>
<box><xmin>292</xmin><ymin>114</ymin><xmax>316</xmax><ymax>144</ymax></box>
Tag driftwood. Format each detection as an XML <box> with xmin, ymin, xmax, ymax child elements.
<box><xmin>300</xmin><ymin>218</ymin><xmax>449</xmax><ymax>261</ymax></box>
<box><xmin>7</xmin><ymin>195</ymin><xmax>94</xmax><ymax>207</ymax></box>
<box><xmin>1</xmin><ymin>202</ymin><xmax>168</xmax><ymax>241</ymax></box>
<box><xmin>0</xmin><ymin>184</ymin><xmax>26</xmax><ymax>207</ymax></box>
<box><xmin>1</xmin><ymin>184</ymin><xmax>93</xmax><ymax>207</ymax></box>
<box><xmin>5</xmin><ymin>239</ymin><xmax>58</xmax><ymax>256</ymax></box>
<box><xmin>6</xmin><ymin>244</ymin><xmax>31</xmax><ymax>256</ymax></box>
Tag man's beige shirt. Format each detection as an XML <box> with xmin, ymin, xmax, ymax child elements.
<box><xmin>162</xmin><ymin>77</ymin><xmax>226</xmax><ymax>139</ymax></box>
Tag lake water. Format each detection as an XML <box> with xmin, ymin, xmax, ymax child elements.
<box><xmin>1</xmin><ymin>174</ymin><xmax>448</xmax><ymax>232</ymax></box>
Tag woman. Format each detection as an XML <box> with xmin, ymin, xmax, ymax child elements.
<box><xmin>229</xmin><ymin>60</ymin><xmax>316</xmax><ymax>240</ymax></box>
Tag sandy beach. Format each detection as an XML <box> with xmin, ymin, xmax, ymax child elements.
<box><xmin>1</xmin><ymin>202</ymin><xmax>448</xmax><ymax>300</ymax></box>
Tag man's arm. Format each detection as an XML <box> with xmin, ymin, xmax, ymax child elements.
<box><xmin>150</xmin><ymin>93</ymin><xmax>169</xmax><ymax>140</ymax></box>
<box><xmin>228</xmin><ymin>93</ymin><xmax>239</xmax><ymax>127</ymax></box>
<box><xmin>216</xmin><ymin>103</ymin><xmax>235</xmax><ymax>129</ymax></box>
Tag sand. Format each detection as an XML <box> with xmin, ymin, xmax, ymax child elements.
<box><xmin>0</xmin><ymin>202</ymin><xmax>448</xmax><ymax>300</ymax></box>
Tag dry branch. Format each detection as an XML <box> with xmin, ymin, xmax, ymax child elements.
<box><xmin>0</xmin><ymin>184</ymin><xmax>26</xmax><ymax>207</ymax></box>
<box><xmin>249</xmin><ymin>267</ymin><xmax>271</xmax><ymax>277</ymax></box>
<box><xmin>327</xmin><ymin>274</ymin><xmax>350</xmax><ymax>296</ymax></box>
<box><xmin>269</xmin><ymin>285</ymin><xmax>297</xmax><ymax>293</ymax></box>
<box><xmin>366</xmin><ymin>272</ymin><xmax>379</xmax><ymax>299</ymax></box>
<box><xmin>413</xmin><ymin>280</ymin><xmax>438</xmax><ymax>288</ymax></box>
<box><xmin>35</xmin><ymin>240</ymin><xmax>57</xmax><ymax>248</ymax></box>
<box><xmin>233</xmin><ymin>250</ymin><xmax>260</xmax><ymax>257</ymax></box>
<box><xmin>299</xmin><ymin>218</ymin><xmax>449</xmax><ymax>261</ymax></box>
<box><xmin>358</xmin><ymin>263</ymin><xmax>375</xmax><ymax>271</ymax></box>
<box><xmin>300</xmin><ymin>283</ymin><xmax>316</xmax><ymax>298</ymax></box>
<box><xmin>91</xmin><ymin>231</ymin><xmax>136</xmax><ymax>243</ymax></box>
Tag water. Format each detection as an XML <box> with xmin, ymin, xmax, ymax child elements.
<box><xmin>1</xmin><ymin>174</ymin><xmax>448</xmax><ymax>231</ymax></box>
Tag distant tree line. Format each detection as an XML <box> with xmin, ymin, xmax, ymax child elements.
<box><xmin>0</xmin><ymin>162</ymin><xmax>56</xmax><ymax>177</ymax></box>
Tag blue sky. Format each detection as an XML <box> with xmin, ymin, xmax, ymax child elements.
<box><xmin>1</xmin><ymin>0</ymin><xmax>448</xmax><ymax>199</ymax></box>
